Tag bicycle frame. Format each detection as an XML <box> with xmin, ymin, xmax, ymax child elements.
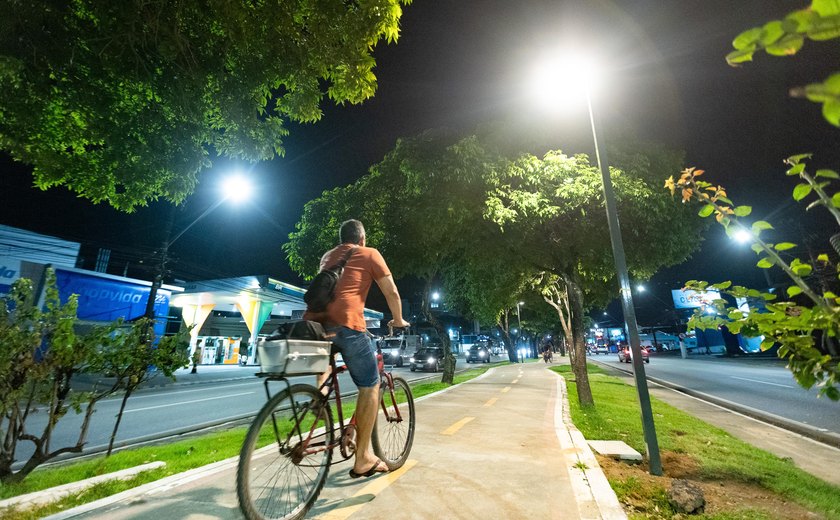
<box><xmin>256</xmin><ymin>343</ymin><xmax>404</xmax><ymax>466</ymax></box>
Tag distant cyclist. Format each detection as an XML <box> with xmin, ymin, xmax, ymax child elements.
<box><xmin>304</xmin><ymin>219</ymin><xmax>409</xmax><ymax>478</ymax></box>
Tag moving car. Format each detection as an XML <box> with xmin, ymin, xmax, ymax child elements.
<box><xmin>379</xmin><ymin>336</ymin><xmax>408</xmax><ymax>367</ymax></box>
<box><xmin>466</xmin><ymin>344</ymin><xmax>491</xmax><ymax>363</ymax></box>
<box><xmin>618</xmin><ymin>345</ymin><xmax>649</xmax><ymax>363</ymax></box>
<box><xmin>592</xmin><ymin>344</ymin><xmax>609</xmax><ymax>355</ymax></box>
<box><xmin>410</xmin><ymin>347</ymin><xmax>445</xmax><ymax>372</ymax></box>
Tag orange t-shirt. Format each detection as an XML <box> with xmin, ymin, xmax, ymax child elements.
<box><xmin>303</xmin><ymin>244</ymin><xmax>391</xmax><ymax>332</ymax></box>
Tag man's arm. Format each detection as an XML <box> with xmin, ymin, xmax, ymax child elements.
<box><xmin>375</xmin><ymin>274</ymin><xmax>410</xmax><ymax>328</ymax></box>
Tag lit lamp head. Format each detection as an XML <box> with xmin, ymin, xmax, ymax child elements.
<box><xmin>222</xmin><ymin>174</ymin><xmax>253</xmax><ymax>204</ymax></box>
<box><xmin>528</xmin><ymin>50</ymin><xmax>601</xmax><ymax>113</ymax></box>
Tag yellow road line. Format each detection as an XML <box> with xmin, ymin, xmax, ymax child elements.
<box><xmin>320</xmin><ymin>459</ymin><xmax>418</xmax><ymax>520</ymax></box>
<box><xmin>441</xmin><ymin>416</ymin><xmax>475</xmax><ymax>435</ymax></box>
<box><xmin>484</xmin><ymin>397</ymin><xmax>498</xmax><ymax>407</ymax></box>
<box><xmin>501</xmin><ymin>386</ymin><xmax>511</xmax><ymax>393</ymax></box>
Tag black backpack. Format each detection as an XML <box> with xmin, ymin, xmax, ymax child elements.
<box><xmin>266</xmin><ymin>320</ymin><xmax>327</xmax><ymax>341</ymax></box>
<box><xmin>303</xmin><ymin>247</ymin><xmax>355</xmax><ymax>313</ymax></box>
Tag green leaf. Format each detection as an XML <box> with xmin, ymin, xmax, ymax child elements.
<box><xmin>732</xmin><ymin>28</ymin><xmax>763</xmax><ymax>49</ymax></box>
<box><xmin>766</xmin><ymin>33</ymin><xmax>805</xmax><ymax>55</ymax></box>
<box><xmin>808</xmin><ymin>13</ymin><xmax>840</xmax><ymax>40</ymax></box>
<box><xmin>750</xmin><ymin>243</ymin><xmax>764</xmax><ymax>254</ymax></box>
<box><xmin>698</xmin><ymin>204</ymin><xmax>715</xmax><ymax>217</ymax></box>
<box><xmin>786</xmin><ymin>153</ymin><xmax>812</xmax><ymax>164</ymax></box>
<box><xmin>793</xmin><ymin>183</ymin><xmax>813</xmax><ymax>201</ymax></box>
<box><xmin>757</xmin><ymin>257</ymin><xmax>775</xmax><ymax>268</ymax></box>
<box><xmin>751</xmin><ymin>221</ymin><xmax>774</xmax><ymax>234</ymax></box>
<box><xmin>832</xmin><ymin>192</ymin><xmax>840</xmax><ymax>208</ymax></box>
<box><xmin>813</xmin><ymin>0</ymin><xmax>840</xmax><ymax>17</ymax></box>
<box><xmin>733</xmin><ymin>205</ymin><xmax>752</xmax><ymax>217</ymax></box>
<box><xmin>822</xmin><ymin>98</ymin><xmax>840</xmax><ymax>127</ymax></box>
<box><xmin>787</xmin><ymin>286</ymin><xmax>803</xmax><ymax>297</ymax></box>
<box><xmin>784</xmin><ymin>10</ymin><xmax>815</xmax><ymax>33</ymax></box>
<box><xmin>760</xmin><ymin>21</ymin><xmax>785</xmax><ymax>45</ymax></box>
<box><xmin>712</xmin><ymin>281</ymin><xmax>732</xmax><ymax>290</ymax></box>
<box><xmin>717</xmin><ymin>196</ymin><xmax>733</xmax><ymax>205</ymax></box>
<box><xmin>818</xmin><ymin>253</ymin><xmax>830</xmax><ymax>263</ymax></box>
<box><xmin>793</xmin><ymin>263</ymin><xmax>813</xmax><ymax>276</ymax></box>
<box><xmin>787</xmin><ymin>163</ymin><xmax>806</xmax><ymax>176</ymax></box>
<box><xmin>816</xmin><ymin>168</ymin><xmax>840</xmax><ymax>179</ymax></box>
<box><xmin>774</xmin><ymin>242</ymin><xmax>796</xmax><ymax>251</ymax></box>
<box><xmin>726</xmin><ymin>49</ymin><xmax>754</xmax><ymax>65</ymax></box>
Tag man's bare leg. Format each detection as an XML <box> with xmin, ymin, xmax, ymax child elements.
<box><xmin>353</xmin><ymin>383</ymin><xmax>387</xmax><ymax>473</ymax></box>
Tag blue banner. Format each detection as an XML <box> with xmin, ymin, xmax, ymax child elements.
<box><xmin>55</xmin><ymin>269</ymin><xmax>171</xmax><ymax>336</ymax></box>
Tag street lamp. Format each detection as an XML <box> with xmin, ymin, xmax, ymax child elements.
<box><xmin>530</xmin><ymin>51</ymin><xmax>662</xmax><ymax>475</ymax></box>
<box><xmin>143</xmin><ymin>174</ymin><xmax>253</xmax><ymax>319</ymax></box>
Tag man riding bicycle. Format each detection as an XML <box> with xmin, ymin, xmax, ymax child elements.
<box><xmin>304</xmin><ymin>219</ymin><xmax>409</xmax><ymax>478</ymax></box>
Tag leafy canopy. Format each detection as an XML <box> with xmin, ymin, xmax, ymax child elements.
<box><xmin>0</xmin><ymin>0</ymin><xmax>411</xmax><ymax>210</ymax></box>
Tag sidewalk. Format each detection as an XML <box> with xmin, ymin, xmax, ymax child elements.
<box><xmin>46</xmin><ymin>360</ymin><xmax>626</xmax><ymax>520</ymax></box>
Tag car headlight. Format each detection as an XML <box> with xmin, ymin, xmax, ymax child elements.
<box><xmin>479</xmin><ymin>351</ymin><xmax>485</xmax><ymax>357</ymax></box>
<box><xmin>409</xmin><ymin>357</ymin><xmax>415</xmax><ymax>362</ymax></box>
<box><xmin>427</xmin><ymin>357</ymin><xmax>435</xmax><ymax>363</ymax></box>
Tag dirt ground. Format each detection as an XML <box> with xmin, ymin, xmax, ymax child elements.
<box><xmin>597</xmin><ymin>451</ymin><xmax>824</xmax><ymax>519</ymax></box>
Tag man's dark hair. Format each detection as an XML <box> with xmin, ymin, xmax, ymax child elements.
<box><xmin>339</xmin><ymin>219</ymin><xmax>365</xmax><ymax>244</ymax></box>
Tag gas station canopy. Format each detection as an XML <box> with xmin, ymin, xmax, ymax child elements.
<box><xmin>171</xmin><ymin>276</ymin><xmax>384</xmax><ymax>343</ymax></box>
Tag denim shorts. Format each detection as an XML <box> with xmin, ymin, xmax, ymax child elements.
<box><xmin>328</xmin><ymin>326</ymin><xmax>379</xmax><ymax>388</ymax></box>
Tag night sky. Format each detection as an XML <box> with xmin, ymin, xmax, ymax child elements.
<box><xmin>1</xmin><ymin>1</ymin><xmax>838</xmax><ymax>324</ymax></box>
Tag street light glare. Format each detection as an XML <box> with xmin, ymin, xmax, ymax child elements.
<box><xmin>637</xmin><ymin>284</ymin><xmax>646</xmax><ymax>292</ymax></box>
<box><xmin>528</xmin><ymin>51</ymin><xmax>600</xmax><ymax>112</ymax></box>
<box><xmin>733</xmin><ymin>229</ymin><xmax>752</xmax><ymax>243</ymax></box>
<box><xmin>222</xmin><ymin>175</ymin><xmax>253</xmax><ymax>203</ymax></box>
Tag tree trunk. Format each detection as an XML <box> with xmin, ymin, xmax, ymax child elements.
<box><xmin>567</xmin><ymin>273</ymin><xmax>594</xmax><ymax>406</ymax></box>
<box><xmin>421</xmin><ymin>277</ymin><xmax>455</xmax><ymax>384</ymax></box>
<box><xmin>107</xmin><ymin>387</ymin><xmax>134</xmax><ymax>456</ymax></box>
<box><xmin>497</xmin><ymin>310</ymin><xmax>517</xmax><ymax>363</ymax></box>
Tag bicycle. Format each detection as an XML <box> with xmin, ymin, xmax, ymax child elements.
<box><xmin>236</xmin><ymin>331</ymin><xmax>416</xmax><ymax>520</ymax></box>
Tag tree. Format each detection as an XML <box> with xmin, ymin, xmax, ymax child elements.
<box><xmin>0</xmin><ymin>0</ymin><xmax>412</xmax><ymax>210</ymax></box>
<box><xmin>286</xmin><ymin>131</ymin><xmax>507</xmax><ymax>383</ymax></box>
<box><xmin>664</xmin><ymin>1</ymin><xmax>840</xmax><ymax>400</ymax></box>
<box><xmin>486</xmin><ymin>146</ymin><xmax>706</xmax><ymax>405</ymax></box>
<box><xmin>0</xmin><ymin>272</ymin><xmax>189</xmax><ymax>482</ymax></box>
<box><xmin>95</xmin><ymin>318</ymin><xmax>189</xmax><ymax>456</ymax></box>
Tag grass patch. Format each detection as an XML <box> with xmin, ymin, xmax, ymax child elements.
<box><xmin>0</xmin><ymin>362</ymin><xmax>509</xmax><ymax>518</ymax></box>
<box><xmin>551</xmin><ymin>364</ymin><xmax>840</xmax><ymax>519</ymax></box>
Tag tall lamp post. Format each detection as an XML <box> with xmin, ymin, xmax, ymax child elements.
<box><xmin>143</xmin><ymin>175</ymin><xmax>253</xmax><ymax>320</ymax></box>
<box><xmin>531</xmin><ymin>53</ymin><xmax>662</xmax><ymax>475</ymax></box>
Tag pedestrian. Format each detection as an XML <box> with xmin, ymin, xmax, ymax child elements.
<box><xmin>304</xmin><ymin>219</ymin><xmax>410</xmax><ymax>478</ymax></box>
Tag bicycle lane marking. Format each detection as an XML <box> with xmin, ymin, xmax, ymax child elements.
<box><xmin>484</xmin><ymin>397</ymin><xmax>498</xmax><ymax>407</ymax></box>
<box><xmin>319</xmin><ymin>459</ymin><xmax>418</xmax><ymax>520</ymax></box>
<box><xmin>501</xmin><ymin>386</ymin><xmax>511</xmax><ymax>393</ymax></box>
<box><xmin>441</xmin><ymin>416</ymin><xmax>475</xmax><ymax>435</ymax></box>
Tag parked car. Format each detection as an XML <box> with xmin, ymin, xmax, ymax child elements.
<box><xmin>466</xmin><ymin>345</ymin><xmax>491</xmax><ymax>363</ymax></box>
<box><xmin>410</xmin><ymin>347</ymin><xmax>445</xmax><ymax>372</ymax></box>
<box><xmin>618</xmin><ymin>346</ymin><xmax>649</xmax><ymax>364</ymax></box>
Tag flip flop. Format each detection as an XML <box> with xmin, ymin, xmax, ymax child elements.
<box><xmin>349</xmin><ymin>458</ymin><xmax>388</xmax><ymax>478</ymax></box>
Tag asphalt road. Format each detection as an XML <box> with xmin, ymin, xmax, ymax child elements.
<box><xmin>13</xmin><ymin>358</ymin><xmax>488</xmax><ymax>468</ymax></box>
<box><xmin>594</xmin><ymin>352</ymin><xmax>840</xmax><ymax>435</ymax></box>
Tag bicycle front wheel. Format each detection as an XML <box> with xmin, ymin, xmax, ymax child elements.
<box><xmin>237</xmin><ymin>384</ymin><xmax>333</xmax><ymax>520</ymax></box>
<box><xmin>372</xmin><ymin>375</ymin><xmax>415</xmax><ymax>470</ymax></box>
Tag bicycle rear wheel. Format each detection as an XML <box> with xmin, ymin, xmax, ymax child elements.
<box><xmin>372</xmin><ymin>375</ymin><xmax>415</xmax><ymax>470</ymax></box>
<box><xmin>237</xmin><ymin>384</ymin><xmax>333</xmax><ymax>520</ymax></box>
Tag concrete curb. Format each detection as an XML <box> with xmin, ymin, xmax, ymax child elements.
<box><xmin>43</xmin><ymin>456</ymin><xmax>241</xmax><ymax>520</ymax></box>
<box><xmin>552</xmin><ymin>370</ymin><xmax>627</xmax><ymax>520</ymax></box>
<box><xmin>0</xmin><ymin>461</ymin><xmax>166</xmax><ymax>511</ymax></box>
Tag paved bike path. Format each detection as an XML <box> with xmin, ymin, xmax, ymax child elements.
<box><xmin>48</xmin><ymin>361</ymin><xmax>625</xmax><ymax>519</ymax></box>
